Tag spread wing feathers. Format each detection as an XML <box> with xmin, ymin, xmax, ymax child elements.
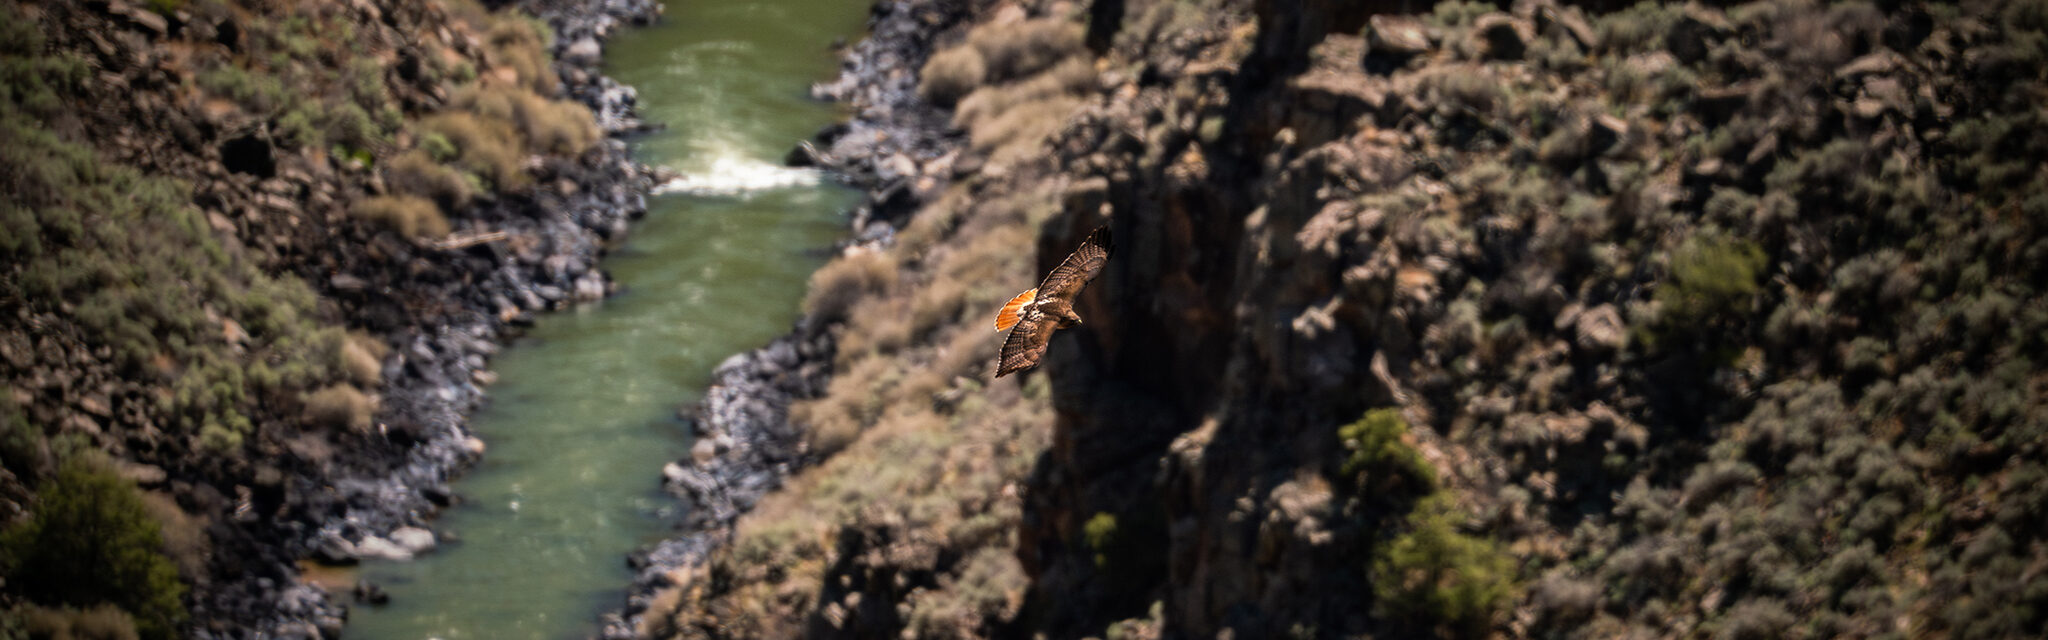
<box><xmin>996</xmin><ymin>313</ymin><xmax>1059</xmax><ymax>378</ymax></box>
<box><xmin>1036</xmin><ymin>227</ymin><xmax>1112</xmax><ymax>301</ymax></box>
<box><xmin>994</xmin><ymin>227</ymin><xmax>1113</xmax><ymax>378</ymax></box>
<box><xmin>994</xmin><ymin>288</ymin><xmax>1037</xmax><ymax>331</ymax></box>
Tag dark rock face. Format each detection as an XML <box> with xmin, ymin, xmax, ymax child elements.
<box><xmin>219</xmin><ymin>133</ymin><xmax>275</xmax><ymax>177</ymax></box>
<box><xmin>1015</xmin><ymin>0</ymin><xmax>2048</xmax><ymax>638</ymax></box>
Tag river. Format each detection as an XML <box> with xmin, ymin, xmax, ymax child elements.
<box><xmin>343</xmin><ymin>0</ymin><xmax>871</xmax><ymax>636</ymax></box>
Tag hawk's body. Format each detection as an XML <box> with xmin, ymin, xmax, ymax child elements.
<box><xmin>995</xmin><ymin>227</ymin><xmax>1111</xmax><ymax>378</ymax></box>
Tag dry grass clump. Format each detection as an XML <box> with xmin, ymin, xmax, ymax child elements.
<box><xmin>801</xmin><ymin>249</ymin><xmax>900</xmax><ymax>322</ymax></box>
<box><xmin>338</xmin><ymin>331</ymin><xmax>387</xmax><ymax>386</ymax></box>
<box><xmin>790</xmin><ymin>356</ymin><xmax>896</xmax><ymax>457</ymax></box>
<box><xmin>18</xmin><ymin>603</ymin><xmax>140</xmax><ymax>640</ymax></box>
<box><xmin>301</xmin><ymin>384</ymin><xmax>374</xmax><ymax>432</ymax></box>
<box><xmin>350</xmin><ymin>195</ymin><xmax>450</xmax><ymax>239</ymax></box>
<box><xmin>138</xmin><ymin>492</ymin><xmax>209</xmax><ymax>580</ymax></box>
<box><xmin>383</xmin><ymin>151</ymin><xmax>474</xmax><ymax>211</ymax></box>
<box><xmin>953</xmin><ymin>57</ymin><xmax>1095</xmax><ymax>162</ymax></box>
<box><xmin>485</xmin><ymin>15</ymin><xmax>554</xmax><ymax>93</ymax></box>
<box><xmin>919</xmin><ymin>45</ymin><xmax>988</xmax><ymax>107</ymax></box>
<box><xmin>421</xmin><ymin>112</ymin><xmax>528</xmax><ymax>191</ymax></box>
<box><xmin>965</xmin><ymin>17</ymin><xmax>1085</xmax><ymax>83</ymax></box>
<box><xmin>449</xmin><ymin>85</ymin><xmax>600</xmax><ymax>156</ymax></box>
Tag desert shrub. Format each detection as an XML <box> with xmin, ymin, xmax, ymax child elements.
<box><xmin>450</xmin><ymin>86</ymin><xmax>599</xmax><ymax>155</ymax></box>
<box><xmin>1417</xmin><ymin>65</ymin><xmax>1503</xmax><ymax>116</ymax></box>
<box><xmin>0</xmin><ymin>457</ymin><xmax>186</xmax><ymax>640</ymax></box>
<box><xmin>137</xmin><ymin>492</ymin><xmax>207</xmax><ymax>580</ymax></box>
<box><xmin>338</xmin><ymin>332</ymin><xmax>388</xmax><ymax>387</ymax></box>
<box><xmin>1642</xmin><ymin>233</ymin><xmax>1765</xmax><ymax>346</ymax></box>
<box><xmin>1339</xmin><ymin>409</ymin><xmax>1436</xmax><ymax>494</ymax></box>
<box><xmin>302</xmin><ymin>384</ymin><xmax>374</xmax><ymax>432</ymax></box>
<box><xmin>952</xmin><ymin>56</ymin><xmax>1094</xmax><ymax>162</ymax></box>
<box><xmin>966</xmin><ymin>18</ymin><xmax>1084</xmax><ymax>83</ymax></box>
<box><xmin>518</xmin><ymin>96</ymin><xmax>598</xmax><ymax>155</ymax></box>
<box><xmin>1426</xmin><ymin>0</ymin><xmax>1498</xmax><ymax>30</ymax></box>
<box><xmin>195</xmin><ymin>64</ymin><xmax>286</xmax><ymax>114</ymax></box>
<box><xmin>18</xmin><ymin>603</ymin><xmax>140</xmax><ymax>640</ymax></box>
<box><xmin>1373</xmin><ymin>493</ymin><xmax>1517</xmax><ymax>635</ymax></box>
<box><xmin>1680</xmin><ymin>460</ymin><xmax>1759</xmax><ymax>511</ymax></box>
<box><xmin>802</xmin><ymin>250</ymin><xmax>899</xmax><ymax>322</ymax></box>
<box><xmin>919</xmin><ymin>45</ymin><xmax>987</xmax><ymax>107</ymax></box>
<box><xmin>1596</xmin><ymin>1</ymin><xmax>1682</xmax><ymax>54</ymax></box>
<box><xmin>485</xmin><ymin>14</ymin><xmax>553</xmax><ymax>93</ymax></box>
<box><xmin>904</xmin><ymin>546</ymin><xmax>1027</xmax><ymax>638</ymax></box>
<box><xmin>321</xmin><ymin>101</ymin><xmax>385</xmax><ymax>151</ymax></box>
<box><xmin>275</xmin><ymin>101</ymin><xmax>324</xmax><ymax>148</ymax></box>
<box><xmin>421</xmin><ymin>112</ymin><xmax>528</xmax><ymax>190</ymax></box>
<box><xmin>383</xmin><ymin>151</ymin><xmax>474</xmax><ymax>212</ymax></box>
<box><xmin>1</xmin><ymin>398</ymin><xmax>43</xmax><ymax>482</ymax></box>
<box><xmin>1715</xmin><ymin>598</ymin><xmax>1795</xmax><ymax>640</ymax></box>
<box><xmin>351</xmin><ymin>195</ymin><xmax>450</xmax><ymax>239</ymax></box>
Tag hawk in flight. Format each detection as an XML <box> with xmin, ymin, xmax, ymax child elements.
<box><xmin>994</xmin><ymin>226</ymin><xmax>1111</xmax><ymax>378</ymax></box>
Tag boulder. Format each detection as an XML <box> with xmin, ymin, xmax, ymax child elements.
<box><xmin>353</xmin><ymin>535</ymin><xmax>412</xmax><ymax>561</ymax></box>
<box><xmin>563</xmin><ymin>37</ymin><xmax>603</xmax><ymax>67</ymax></box>
<box><xmin>1366</xmin><ymin>15</ymin><xmax>1433</xmax><ymax>58</ymax></box>
<box><xmin>389</xmin><ymin>526</ymin><xmax>437</xmax><ymax>555</ymax></box>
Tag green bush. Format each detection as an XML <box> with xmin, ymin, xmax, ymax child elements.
<box><xmin>1372</xmin><ymin>493</ymin><xmax>1517</xmax><ymax>635</ymax></box>
<box><xmin>0</xmin><ymin>457</ymin><xmax>186</xmax><ymax>640</ymax></box>
<box><xmin>1084</xmin><ymin>512</ymin><xmax>1117</xmax><ymax>569</ymax></box>
<box><xmin>1339</xmin><ymin>409</ymin><xmax>1436</xmax><ymax>494</ymax></box>
<box><xmin>1640</xmin><ymin>233</ymin><xmax>1766</xmax><ymax>348</ymax></box>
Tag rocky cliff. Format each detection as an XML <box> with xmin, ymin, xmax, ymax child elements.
<box><xmin>634</xmin><ymin>0</ymin><xmax>2048</xmax><ymax>638</ymax></box>
<box><xmin>0</xmin><ymin>0</ymin><xmax>656</xmax><ymax>636</ymax></box>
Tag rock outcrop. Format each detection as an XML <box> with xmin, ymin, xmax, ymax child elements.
<box><xmin>626</xmin><ymin>0</ymin><xmax>2048</xmax><ymax>639</ymax></box>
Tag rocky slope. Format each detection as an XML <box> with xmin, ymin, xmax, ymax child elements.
<box><xmin>0</xmin><ymin>0</ymin><xmax>656</xmax><ymax>637</ymax></box>
<box><xmin>631</xmin><ymin>0</ymin><xmax>2048</xmax><ymax>638</ymax></box>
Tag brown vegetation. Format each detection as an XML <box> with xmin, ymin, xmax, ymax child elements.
<box><xmin>658</xmin><ymin>0</ymin><xmax>2048</xmax><ymax>638</ymax></box>
<box><xmin>351</xmin><ymin>195</ymin><xmax>452</xmax><ymax>239</ymax></box>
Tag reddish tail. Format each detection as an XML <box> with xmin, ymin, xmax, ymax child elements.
<box><xmin>995</xmin><ymin>289</ymin><xmax>1036</xmax><ymax>331</ymax></box>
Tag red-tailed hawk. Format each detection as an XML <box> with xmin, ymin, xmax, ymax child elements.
<box><xmin>994</xmin><ymin>226</ymin><xmax>1112</xmax><ymax>378</ymax></box>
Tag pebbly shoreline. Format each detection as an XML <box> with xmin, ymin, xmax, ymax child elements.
<box><xmin>191</xmin><ymin>1</ymin><xmax>668</xmax><ymax>637</ymax></box>
<box><xmin>599</xmin><ymin>0</ymin><xmax>968</xmax><ymax>636</ymax></box>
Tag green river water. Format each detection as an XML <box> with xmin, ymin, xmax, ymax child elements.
<box><xmin>344</xmin><ymin>0</ymin><xmax>871</xmax><ymax>637</ymax></box>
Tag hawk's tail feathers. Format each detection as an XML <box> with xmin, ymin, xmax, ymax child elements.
<box><xmin>995</xmin><ymin>288</ymin><xmax>1036</xmax><ymax>331</ymax></box>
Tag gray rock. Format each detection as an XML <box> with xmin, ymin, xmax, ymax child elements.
<box><xmin>353</xmin><ymin>536</ymin><xmax>412</xmax><ymax>562</ymax></box>
<box><xmin>389</xmin><ymin>526</ymin><xmax>436</xmax><ymax>555</ymax></box>
<box><xmin>1366</xmin><ymin>15</ymin><xmax>1433</xmax><ymax>58</ymax></box>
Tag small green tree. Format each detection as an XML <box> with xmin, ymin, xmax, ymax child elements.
<box><xmin>1373</xmin><ymin>494</ymin><xmax>1518</xmax><ymax>637</ymax></box>
<box><xmin>1658</xmin><ymin>235</ymin><xmax>1766</xmax><ymax>324</ymax></box>
<box><xmin>0</xmin><ymin>456</ymin><xmax>187</xmax><ymax>640</ymax></box>
<box><xmin>1339</xmin><ymin>409</ymin><xmax>1436</xmax><ymax>494</ymax></box>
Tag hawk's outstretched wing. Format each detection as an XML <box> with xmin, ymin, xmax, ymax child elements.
<box><xmin>996</xmin><ymin>312</ymin><xmax>1059</xmax><ymax>378</ymax></box>
<box><xmin>1036</xmin><ymin>226</ymin><xmax>1111</xmax><ymax>302</ymax></box>
<box><xmin>994</xmin><ymin>227</ymin><xmax>1112</xmax><ymax>378</ymax></box>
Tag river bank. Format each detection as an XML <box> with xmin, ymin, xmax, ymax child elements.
<box><xmin>196</xmin><ymin>0</ymin><xmax>668</xmax><ymax>636</ymax></box>
<box><xmin>0</xmin><ymin>0</ymin><xmax>671</xmax><ymax>635</ymax></box>
<box><xmin>601</xmin><ymin>0</ymin><xmax>968</xmax><ymax>636</ymax></box>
